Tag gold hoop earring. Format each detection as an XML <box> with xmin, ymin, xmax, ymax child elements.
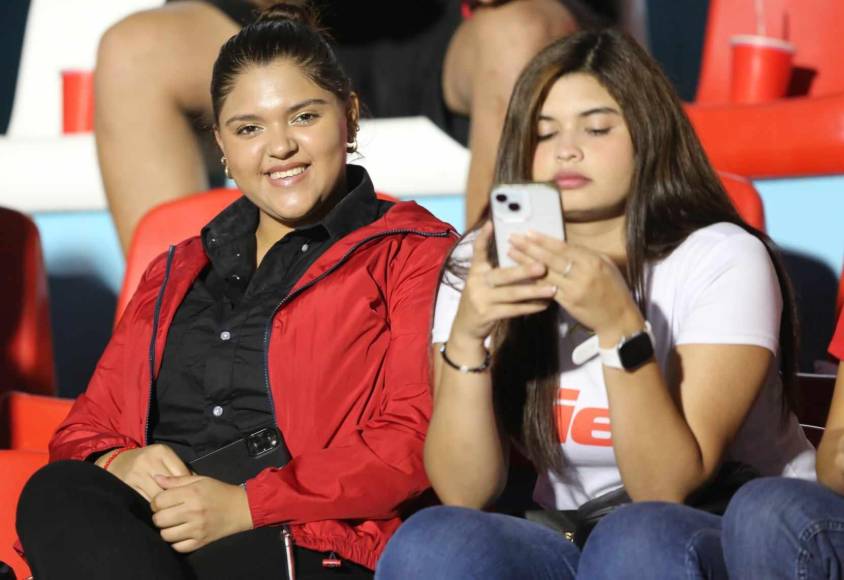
<box><xmin>220</xmin><ymin>156</ymin><xmax>231</xmax><ymax>179</ymax></box>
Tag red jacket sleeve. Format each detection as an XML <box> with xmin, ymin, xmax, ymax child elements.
<box><xmin>246</xmin><ymin>234</ymin><xmax>455</xmax><ymax>527</ymax></box>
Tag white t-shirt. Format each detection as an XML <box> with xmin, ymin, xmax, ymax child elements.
<box><xmin>432</xmin><ymin>222</ymin><xmax>816</xmax><ymax>510</ymax></box>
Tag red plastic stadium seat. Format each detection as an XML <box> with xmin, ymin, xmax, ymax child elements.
<box><xmin>685</xmin><ymin>0</ymin><xmax>844</xmax><ymax>178</ymax></box>
<box><xmin>0</xmin><ymin>391</ymin><xmax>73</xmax><ymax>451</ymax></box>
<box><xmin>0</xmin><ymin>450</ymin><xmax>48</xmax><ymax>580</ymax></box>
<box><xmin>716</xmin><ymin>171</ymin><xmax>766</xmax><ymax>231</ymax></box>
<box><xmin>0</xmin><ymin>207</ymin><xmax>55</xmax><ymax>398</ymax></box>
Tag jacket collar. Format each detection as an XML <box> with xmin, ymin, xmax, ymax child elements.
<box><xmin>199</xmin><ymin>165</ymin><xmax>382</xmax><ymax>282</ymax></box>
<box><xmin>157</xmin><ymin>170</ymin><xmax>455</xmax><ymax>319</ymax></box>
<box><xmin>200</xmin><ymin>165</ymin><xmax>381</xmax><ymax>252</ymax></box>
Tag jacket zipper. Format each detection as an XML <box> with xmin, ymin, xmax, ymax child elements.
<box><xmin>144</xmin><ymin>245</ymin><xmax>176</xmax><ymax>444</ymax></box>
<box><xmin>282</xmin><ymin>525</ymin><xmax>296</xmax><ymax>580</ymax></box>
<box><xmin>261</xmin><ymin>228</ymin><xmax>453</xmax><ymax>424</ymax></box>
<box><xmin>268</xmin><ymin>228</ymin><xmax>450</xmax><ymax>579</ymax></box>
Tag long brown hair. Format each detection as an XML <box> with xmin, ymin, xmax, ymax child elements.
<box><xmin>452</xmin><ymin>29</ymin><xmax>800</xmax><ymax>474</ymax></box>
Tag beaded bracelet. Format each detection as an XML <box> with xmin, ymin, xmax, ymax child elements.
<box><xmin>101</xmin><ymin>447</ymin><xmax>130</xmax><ymax>472</ymax></box>
<box><xmin>439</xmin><ymin>342</ymin><xmax>491</xmax><ymax>373</ymax></box>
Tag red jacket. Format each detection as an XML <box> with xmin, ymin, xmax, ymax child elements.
<box><xmin>50</xmin><ymin>201</ymin><xmax>456</xmax><ymax>570</ymax></box>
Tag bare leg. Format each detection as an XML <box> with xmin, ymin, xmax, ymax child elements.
<box><xmin>95</xmin><ymin>2</ymin><xmax>239</xmax><ymax>253</ymax></box>
<box><xmin>442</xmin><ymin>0</ymin><xmax>577</xmax><ymax>227</ymax></box>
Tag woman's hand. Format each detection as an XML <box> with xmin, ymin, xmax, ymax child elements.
<box><xmin>151</xmin><ymin>475</ymin><xmax>254</xmax><ymax>553</ymax></box>
<box><xmin>97</xmin><ymin>444</ymin><xmax>191</xmax><ymax>502</ymax></box>
<box><xmin>509</xmin><ymin>231</ymin><xmax>643</xmax><ymax>343</ymax></box>
<box><xmin>450</xmin><ymin>222</ymin><xmax>558</xmax><ymax>347</ymax></box>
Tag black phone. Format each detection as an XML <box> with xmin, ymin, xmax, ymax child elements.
<box><xmin>188</xmin><ymin>427</ymin><xmax>291</xmax><ymax>485</ymax></box>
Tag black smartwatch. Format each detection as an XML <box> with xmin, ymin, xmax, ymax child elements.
<box><xmin>599</xmin><ymin>322</ymin><xmax>655</xmax><ymax>371</ymax></box>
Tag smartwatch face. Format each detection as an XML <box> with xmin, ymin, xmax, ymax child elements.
<box><xmin>618</xmin><ymin>332</ymin><xmax>655</xmax><ymax>370</ymax></box>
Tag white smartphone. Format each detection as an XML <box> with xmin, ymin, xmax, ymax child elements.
<box><xmin>490</xmin><ymin>183</ymin><xmax>565</xmax><ymax>268</ymax></box>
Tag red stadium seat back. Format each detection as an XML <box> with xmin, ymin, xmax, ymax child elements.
<box><xmin>696</xmin><ymin>0</ymin><xmax>844</xmax><ymax>104</ymax></box>
<box><xmin>0</xmin><ymin>391</ymin><xmax>73</xmax><ymax>451</ymax></box>
<box><xmin>0</xmin><ymin>449</ymin><xmax>48</xmax><ymax>580</ymax></box>
<box><xmin>837</xmin><ymin>266</ymin><xmax>844</xmax><ymax>319</ymax></box>
<box><xmin>716</xmin><ymin>172</ymin><xmax>766</xmax><ymax>232</ymax></box>
<box><xmin>0</xmin><ymin>208</ymin><xmax>55</xmax><ymax>397</ymax></box>
<box><xmin>115</xmin><ymin>188</ymin><xmax>401</xmax><ymax>325</ymax></box>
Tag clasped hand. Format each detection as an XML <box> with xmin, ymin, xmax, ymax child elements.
<box><xmin>100</xmin><ymin>444</ymin><xmax>253</xmax><ymax>552</ymax></box>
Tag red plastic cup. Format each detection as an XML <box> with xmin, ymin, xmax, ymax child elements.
<box><xmin>61</xmin><ymin>70</ymin><xmax>95</xmax><ymax>133</ymax></box>
<box><xmin>730</xmin><ymin>35</ymin><xmax>795</xmax><ymax>104</ymax></box>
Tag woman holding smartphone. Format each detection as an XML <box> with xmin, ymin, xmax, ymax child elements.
<box><xmin>375</xmin><ymin>29</ymin><xmax>814</xmax><ymax>579</ymax></box>
<box><xmin>16</xmin><ymin>3</ymin><xmax>455</xmax><ymax>579</ymax></box>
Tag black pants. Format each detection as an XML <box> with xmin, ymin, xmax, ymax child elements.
<box><xmin>16</xmin><ymin>461</ymin><xmax>373</xmax><ymax>580</ymax></box>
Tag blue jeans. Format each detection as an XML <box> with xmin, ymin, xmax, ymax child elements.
<box><xmin>577</xmin><ymin>502</ymin><xmax>727</xmax><ymax>579</ymax></box>
<box><xmin>375</xmin><ymin>506</ymin><xmax>580</xmax><ymax>579</ymax></box>
<box><xmin>722</xmin><ymin>477</ymin><xmax>844</xmax><ymax>579</ymax></box>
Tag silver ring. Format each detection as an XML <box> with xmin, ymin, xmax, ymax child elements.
<box><xmin>562</xmin><ymin>260</ymin><xmax>574</xmax><ymax>278</ymax></box>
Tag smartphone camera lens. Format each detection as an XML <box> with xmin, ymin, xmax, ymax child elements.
<box><xmin>495</xmin><ymin>193</ymin><xmax>507</xmax><ymax>203</ymax></box>
<box><xmin>508</xmin><ymin>202</ymin><xmax>521</xmax><ymax>212</ymax></box>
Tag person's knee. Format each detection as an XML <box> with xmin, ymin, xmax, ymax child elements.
<box><xmin>724</xmin><ymin>477</ymin><xmax>812</xmax><ymax>540</ymax></box>
<box><xmin>470</xmin><ymin>0</ymin><xmax>576</xmax><ymax>59</ymax></box>
<box><xmin>377</xmin><ymin>506</ymin><xmax>500</xmax><ymax>578</ymax></box>
<box><xmin>381</xmin><ymin>506</ymin><xmax>479</xmax><ymax>559</ymax></box>
<box><xmin>96</xmin><ymin>4</ymin><xmax>235</xmax><ymax>111</ymax></box>
<box><xmin>97</xmin><ymin>9</ymin><xmax>170</xmax><ymax>75</ymax></box>
<box><xmin>581</xmin><ymin>502</ymin><xmax>723</xmax><ymax>578</ymax></box>
<box><xmin>17</xmin><ymin>461</ymin><xmax>91</xmax><ymax>527</ymax></box>
<box><xmin>589</xmin><ymin>502</ymin><xmax>670</xmax><ymax>543</ymax></box>
<box><xmin>586</xmin><ymin>502</ymin><xmax>695</xmax><ymax>558</ymax></box>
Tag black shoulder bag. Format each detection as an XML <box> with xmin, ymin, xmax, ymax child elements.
<box><xmin>525</xmin><ymin>462</ymin><xmax>759</xmax><ymax>547</ymax></box>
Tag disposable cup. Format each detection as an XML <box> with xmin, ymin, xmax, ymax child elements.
<box><xmin>730</xmin><ymin>35</ymin><xmax>795</xmax><ymax>104</ymax></box>
<box><xmin>61</xmin><ymin>70</ymin><xmax>94</xmax><ymax>133</ymax></box>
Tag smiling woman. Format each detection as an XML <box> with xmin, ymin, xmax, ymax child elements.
<box><xmin>209</xmin><ymin>2</ymin><xmax>361</xmax><ymax>265</ymax></box>
<box><xmin>214</xmin><ymin>57</ymin><xmax>357</xmax><ymax>263</ymax></box>
<box><xmin>15</xmin><ymin>3</ymin><xmax>457</xmax><ymax>579</ymax></box>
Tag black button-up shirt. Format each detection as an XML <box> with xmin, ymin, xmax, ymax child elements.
<box><xmin>151</xmin><ymin>166</ymin><xmax>392</xmax><ymax>463</ymax></box>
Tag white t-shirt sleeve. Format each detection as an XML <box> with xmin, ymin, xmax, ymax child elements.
<box><xmin>431</xmin><ymin>236</ymin><xmax>473</xmax><ymax>344</ymax></box>
<box><xmin>674</xmin><ymin>228</ymin><xmax>782</xmax><ymax>354</ymax></box>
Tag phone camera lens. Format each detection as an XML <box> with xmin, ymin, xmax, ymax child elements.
<box><xmin>495</xmin><ymin>194</ymin><xmax>507</xmax><ymax>203</ymax></box>
<box><xmin>508</xmin><ymin>202</ymin><xmax>521</xmax><ymax>212</ymax></box>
